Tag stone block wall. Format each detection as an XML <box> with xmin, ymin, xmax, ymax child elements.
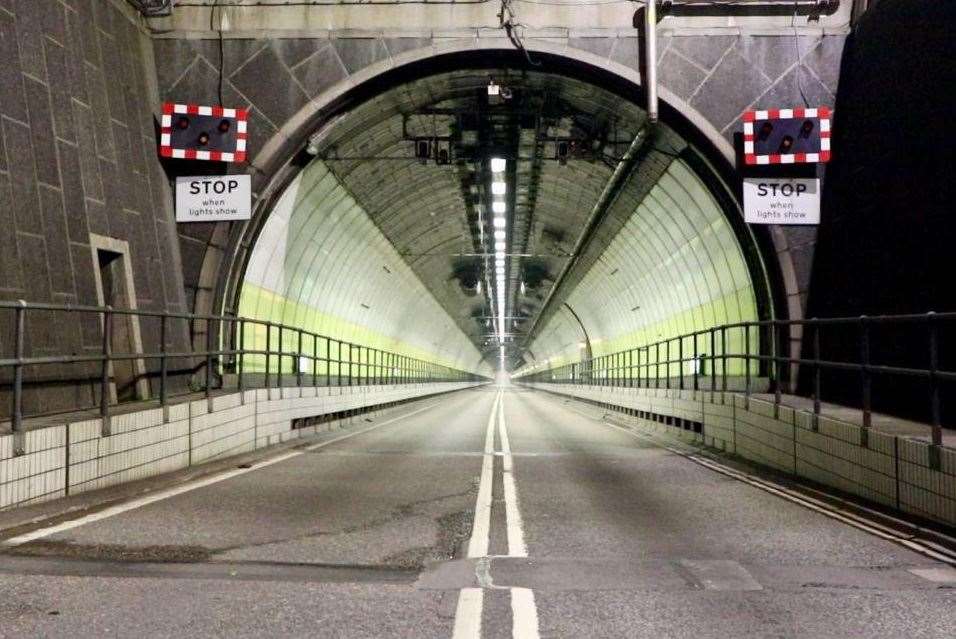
<box><xmin>0</xmin><ymin>1</ymin><xmax>190</xmax><ymax>417</ymax></box>
<box><xmin>150</xmin><ymin>31</ymin><xmax>845</xmax><ymax>323</ymax></box>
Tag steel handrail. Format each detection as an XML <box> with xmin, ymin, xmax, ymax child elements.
<box><xmin>0</xmin><ymin>301</ymin><xmax>486</xmax><ymax>440</ymax></box>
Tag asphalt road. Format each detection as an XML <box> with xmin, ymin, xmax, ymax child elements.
<box><xmin>1</xmin><ymin>385</ymin><xmax>954</xmax><ymax>638</ymax></box>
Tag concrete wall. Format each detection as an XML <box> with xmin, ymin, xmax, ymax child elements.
<box><xmin>523</xmin><ymin>382</ymin><xmax>956</xmax><ymax>528</ymax></box>
<box><xmin>0</xmin><ymin>381</ymin><xmax>482</xmax><ymax>511</ymax></box>
<box><xmin>0</xmin><ymin>0</ymin><xmax>190</xmax><ymax>416</ymax></box>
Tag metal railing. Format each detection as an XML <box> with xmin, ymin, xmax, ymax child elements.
<box><xmin>516</xmin><ymin>312</ymin><xmax>956</xmax><ymax>446</ymax></box>
<box><xmin>0</xmin><ymin>300</ymin><xmax>485</xmax><ymax>436</ymax></box>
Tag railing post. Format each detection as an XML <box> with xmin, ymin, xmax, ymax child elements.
<box><xmin>296</xmin><ymin>329</ymin><xmax>304</xmax><ymax>387</ymax></box>
<box><xmin>627</xmin><ymin>350</ymin><xmax>633</xmax><ymax>387</ymax></box>
<box><xmin>336</xmin><ymin>341</ymin><xmax>342</xmax><ymax>386</ymax></box>
<box><xmin>693</xmin><ymin>332</ymin><xmax>699</xmax><ymax>391</ymax></box>
<box><xmin>812</xmin><ymin>320</ymin><xmax>821</xmax><ymax>427</ymax></box>
<box><xmin>159</xmin><ymin>313</ymin><xmax>168</xmax><ymax>411</ymax></box>
<box><xmin>309</xmin><ymin>333</ymin><xmax>319</xmax><ymax>388</ymax></box>
<box><xmin>860</xmin><ymin>315</ymin><xmax>872</xmax><ymax>433</ymax></box>
<box><xmin>326</xmin><ymin>337</ymin><xmax>332</xmax><ymax>387</ymax></box>
<box><xmin>655</xmin><ymin>342</ymin><xmax>660</xmax><ymax>389</ymax></box>
<box><xmin>10</xmin><ymin>301</ymin><xmax>26</xmax><ymax>453</ymax></box>
<box><xmin>710</xmin><ymin>328</ymin><xmax>717</xmax><ymax>401</ymax></box>
<box><xmin>264</xmin><ymin>323</ymin><xmax>272</xmax><ymax>391</ymax></box>
<box><xmin>744</xmin><ymin>325</ymin><xmax>751</xmax><ymax>408</ymax></box>
<box><xmin>678</xmin><ymin>337</ymin><xmax>684</xmax><ymax>391</ymax></box>
<box><xmin>205</xmin><ymin>317</ymin><xmax>213</xmax><ymax>399</ymax></box>
<box><xmin>772</xmin><ymin>322</ymin><xmax>781</xmax><ymax>416</ymax></box>
<box><xmin>100</xmin><ymin>305</ymin><xmax>112</xmax><ymax>436</ymax></box>
<box><xmin>636</xmin><ymin>348</ymin><xmax>641</xmax><ymax>389</ymax></box>
<box><xmin>277</xmin><ymin>325</ymin><xmax>284</xmax><ymax>388</ymax></box>
<box><xmin>720</xmin><ymin>326</ymin><xmax>727</xmax><ymax>393</ymax></box>
<box><xmin>665</xmin><ymin>340</ymin><xmax>671</xmax><ymax>390</ymax></box>
<box><xmin>237</xmin><ymin>319</ymin><xmax>244</xmax><ymax>393</ymax></box>
<box><xmin>928</xmin><ymin>312</ymin><xmax>942</xmax><ymax>448</ymax></box>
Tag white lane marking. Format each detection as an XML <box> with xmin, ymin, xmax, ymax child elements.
<box><xmin>510</xmin><ymin>587</ymin><xmax>540</xmax><ymax>639</ymax></box>
<box><xmin>467</xmin><ymin>392</ymin><xmax>500</xmax><ymax>558</ymax></box>
<box><xmin>2</xmin><ymin>400</ymin><xmax>445</xmax><ymax>547</ymax></box>
<box><xmin>452</xmin><ymin>588</ymin><xmax>484</xmax><ymax>639</ymax></box>
<box><xmin>459</xmin><ymin>391</ymin><xmax>541</xmax><ymax>639</ymax></box>
<box><xmin>908</xmin><ymin>567</ymin><xmax>956</xmax><ymax>583</ymax></box>
<box><xmin>498</xmin><ymin>396</ymin><xmax>527</xmax><ymax>557</ymax></box>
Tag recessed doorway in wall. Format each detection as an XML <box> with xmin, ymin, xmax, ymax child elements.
<box><xmin>89</xmin><ymin>234</ymin><xmax>150</xmax><ymax>404</ymax></box>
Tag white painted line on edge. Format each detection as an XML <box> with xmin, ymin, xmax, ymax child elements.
<box><xmin>467</xmin><ymin>392</ymin><xmax>500</xmax><ymax>559</ymax></box>
<box><xmin>2</xmin><ymin>399</ymin><xmax>445</xmax><ymax>547</ymax></box>
<box><xmin>498</xmin><ymin>395</ymin><xmax>527</xmax><ymax>558</ymax></box>
<box><xmin>452</xmin><ymin>587</ymin><xmax>484</xmax><ymax>639</ymax></box>
<box><xmin>510</xmin><ymin>587</ymin><xmax>540</xmax><ymax>639</ymax></box>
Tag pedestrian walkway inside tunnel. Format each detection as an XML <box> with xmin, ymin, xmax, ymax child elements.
<box><xmin>1</xmin><ymin>0</ymin><xmax>955</xmax><ymax>636</ymax></box>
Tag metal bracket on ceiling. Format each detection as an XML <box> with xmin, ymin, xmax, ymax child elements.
<box><xmin>654</xmin><ymin>0</ymin><xmax>840</xmax><ymax>19</ymax></box>
<box><xmin>125</xmin><ymin>0</ymin><xmax>173</xmax><ymax>17</ymax></box>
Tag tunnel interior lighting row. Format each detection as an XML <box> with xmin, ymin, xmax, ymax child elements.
<box><xmin>490</xmin><ymin>156</ymin><xmax>508</xmax><ymax>363</ymax></box>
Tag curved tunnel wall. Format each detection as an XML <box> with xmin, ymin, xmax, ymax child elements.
<box><xmin>222</xmin><ymin>49</ymin><xmax>777</xmax><ymax>380</ymax></box>
<box><xmin>521</xmin><ymin>158</ymin><xmax>759</xmax><ymax>374</ymax></box>
<box><xmin>239</xmin><ymin>159</ymin><xmax>491</xmax><ymax>376</ymax></box>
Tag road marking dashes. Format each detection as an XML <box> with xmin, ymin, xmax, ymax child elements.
<box><xmin>454</xmin><ymin>390</ymin><xmax>540</xmax><ymax>639</ymax></box>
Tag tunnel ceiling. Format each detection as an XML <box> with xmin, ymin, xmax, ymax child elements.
<box><xmin>250</xmin><ymin>64</ymin><xmax>763</xmax><ymax>370</ymax></box>
<box><xmin>310</xmin><ymin>68</ymin><xmax>653</xmax><ymax>364</ymax></box>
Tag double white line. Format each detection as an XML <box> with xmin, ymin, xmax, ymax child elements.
<box><xmin>453</xmin><ymin>391</ymin><xmax>539</xmax><ymax>639</ymax></box>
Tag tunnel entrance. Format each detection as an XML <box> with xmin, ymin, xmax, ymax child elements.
<box><xmin>219</xmin><ymin>50</ymin><xmax>785</xmax><ymax>380</ymax></box>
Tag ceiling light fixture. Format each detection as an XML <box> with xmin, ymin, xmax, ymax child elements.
<box><xmin>493</xmin><ymin>218</ymin><xmax>506</xmax><ymax>228</ymax></box>
<box><xmin>495</xmin><ymin>241</ymin><xmax>506</xmax><ymax>251</ymax></box>
<box><xmin>494</xmin><ymin>230</ymin><xmax>506</xmax><ymax>240</ymax></box>
<box><xmin>490</xmin><ymin>157</ymin><xmax>506</xmax><ymax>173</ymax></box>
<box><xmin>492</xmin><ymin>181</ymin><xmax>506</xmax><ymax>195</ymax></box>
<box><xmin>492</xmin><ymin>201</ymin><xmax>506</xmax><ymax>214</ymax></box>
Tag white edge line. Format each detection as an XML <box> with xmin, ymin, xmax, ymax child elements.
<box><xmin>3</xmin><ymin>399</ymin><xmax>445</xmax><ymax>547</ymax></box>
<box><xmin>498</xmin><ymin>397</ymin><xmax>528</xmax><ymax>558</ymax></box>
<box><xmin>452</xmin><ymin>587</ymin><xmax>483</xmax><ymax>639</ymax></box>
<box><xmin>510</xmin><ymin>587</ymin><xmax>541</xmax><ymax>639</ymax></box>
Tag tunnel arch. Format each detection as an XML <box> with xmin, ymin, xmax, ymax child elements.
<box><xmin>210</xmin><ymin>43</ymin><xmax>790</xmax><ymax>374</ymax></box>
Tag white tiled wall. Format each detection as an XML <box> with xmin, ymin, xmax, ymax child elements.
<box><xmin>0</xmin><ymin>382</ymin><xmax>481</xmax><ymax>511</ymax></box>
<box><xmin>526</xmin><ymin>382</ymin><xmax>956</xmax><ymax>528</ymax></box>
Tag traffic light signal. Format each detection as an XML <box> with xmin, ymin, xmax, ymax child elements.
<box><xmin>743</xmin><ymin>107</ymin><xmax>831</xmax><ymax>165</ymax></box>
<box><xmin>159</xmin><ymin>103</ymin><xmax>248</xmax><ymax>163</ymax></box>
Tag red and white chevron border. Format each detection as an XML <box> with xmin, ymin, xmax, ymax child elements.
<box><xmin>743</xmin><ymin>107</ymin><xmax>831</xmax><ymax>165</ymax></box>
<box><xmin>159</xmin><ymin>102</ymin><xmax>248</xmax><ymax>163</ymax></box>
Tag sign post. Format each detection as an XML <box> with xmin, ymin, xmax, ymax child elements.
<box><xmin>175</xmin><ymin>175</ymin><xmax>251</xmax><ymax>222</ymax></box>
<box><xmin>743</xmin><ymin>177</ymin><xmax>820</xmax><ymax>225</ymax></box>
